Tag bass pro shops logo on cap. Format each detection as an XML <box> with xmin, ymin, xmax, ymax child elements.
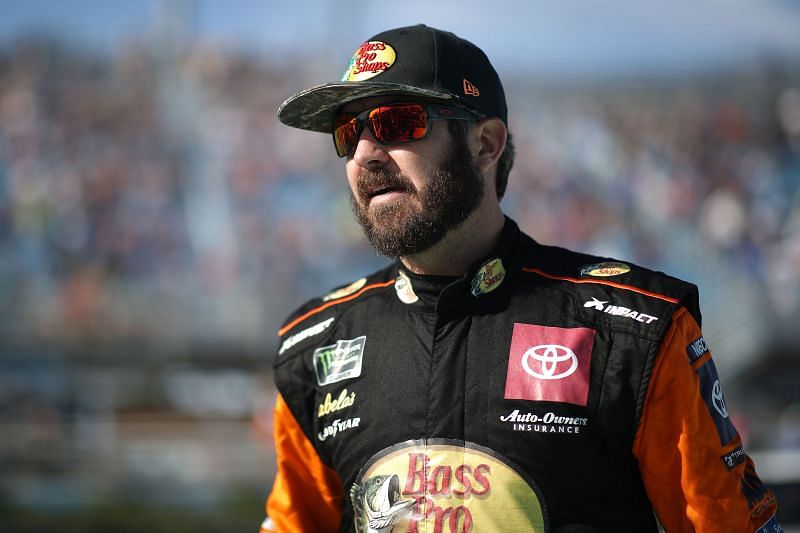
<box><xmin>341</xmin><ymin>41</ymin><xmax>397</xmax><ymax>81</ymax></box>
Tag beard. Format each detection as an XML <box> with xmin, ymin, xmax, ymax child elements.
<box><xmin>350</xmin><ymin>133</ymin><xmax>485</xmax><ymax>258</ymax></box>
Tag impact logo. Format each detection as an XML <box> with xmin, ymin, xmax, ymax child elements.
<box><xmin>505</xmin><ymin>324</ymin><xmax>595</xmax><ymax>406</ymax></box>
<box><xmin>313</xmin><ymin>336</ymin><xmax>366</xmax><ymax>386</ymax></box>
<box><xmin>583</xmin><ymin>297</ymin><xmax>659</xmax><ymax>324</ymax></box>
<box><xmin>341</xmin><ymin>41</ymin><xmax>397</xmax><ymax>82</ymax></box>
<box><xmin>351</xmin><ymin>439</ymin><xmax>547</xmax><ymax>533</ymax></box>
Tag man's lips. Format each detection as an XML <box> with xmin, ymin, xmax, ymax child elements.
<box><xmin>366</xmin><ymin>184</ymin><xmax>408</xmax><ymax>199</ymax></box>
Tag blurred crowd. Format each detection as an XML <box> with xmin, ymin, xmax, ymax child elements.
<box><xmin>0</xmin><ymin>38</ymin><xmax>798</xmax><ymax>346</ymax></box>
<box><xmin>1</xmin><ymin>34</ymin><xmax>799</xmax><ymax>525</ymax></box>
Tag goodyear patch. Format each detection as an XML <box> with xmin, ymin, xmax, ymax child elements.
<box><xmin>471</xmin><ymin>258</ymin><xmax>506</xmax><ymax>297</ymax></box>
<box><xmin>696</xmin><ymin>359</ymin><xmax>738</xmax><ymax>446</ymax></box>
<box><xmin>323</xmin><ymin>277</ymin><xmax>367</xmax><ymax>302</ymax></box>
<box><xmin>686</xmin><ymin>335</ymin><xmax>710</xmax><ymax>364</ymax></box>
<box><xmin>579</xmin><ymin>262</ymin><xmax>630</xmax><ymax>277</ymax></box>
<box><xmin>314</xmin><ymin>336</ymin><xmax>366</xmax><ymax>386</ymax></box>
<box><xmin>341</xmin><ymin>41</ymin><xmax>396</xmax><ymax>82</ymax></box>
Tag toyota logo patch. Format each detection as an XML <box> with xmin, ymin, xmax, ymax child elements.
<box><xmin>522</xmin><ymin>345</ymin><xmax>578</xmax><ymax>380</ymax></box>
<box><xmin>504</xmin><ymin>324</ymin><xmax>595</xmax><ymax>406</ymax></box>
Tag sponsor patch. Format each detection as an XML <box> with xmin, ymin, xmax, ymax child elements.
<box><xmin>721</xmin><ymin>444</ymin><xmax>746</xmax><ymax>471</ymax></box>
<box><xmin>323</xmin><ymin>277</ymin><xmax>367</xmax><ymax>302</ymax></box>
<box><xmin>395</xmin><ymin>270</ymin><xmax>419</xmax><ymax>304</ymax></box>
<box><xmin>314</xmin><ymin>336</ymin><xmax>366</xmax><ymax>386</ymax></box>
<box><xmin>583</xmin><ymin>297</ymin><xmax>659</xmax><ymax>324</ymax></box>
<box><xmin>696</xmin><ymin>359</ymin><xmax>738</xmax><ymax>446</ymax></box>
<box><xmin>341</xmin><ymin>41</ymin><xmax>397</xmax><ymax>82</ymax></box>
<box><xmin>317</xmin><ymin>388</ymin><xmax>356</xmax><ymax>418</ymax></box>
<box><xmin>278</xmin><ymin>317</ymin><xmax>335</xmax><ymax>356</ymax></box>
<box><xmin>579</xmin><ymin>262</ymin><xmax>630</xmax><ymax>277</ymax></box>
<box><xmin>686</xmin><ymin>335</ymin><xmax>710</xmax><ymax>364</ymax></box>
<box><xmin>318</xmin><ymin>417</ymin><xmax>360</xmax><ymax>441</ymax></box>
<box><xmin>504</xmin><ymin>324</ymin><xmax>595</xmax><ymax>406</ymax></box>
<box><xmin>499</xmin><ymin>409</ymin><xmax>588</xmax><ymax>435</ymax></box>
<box><xmin>471</xmin><ymin>258</ymin><xmax>506</xmax><ymax>297</ymax></box>
<box><xmin>351</xmin><ymin>439</ymin><xmax>547</xmax><ymax>532</ymax></box>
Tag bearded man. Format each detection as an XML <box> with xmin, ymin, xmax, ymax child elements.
<box><xmin>262</xmin><ymin>24</ymin><xmax>780</xmax><ymax>533</ymax></box>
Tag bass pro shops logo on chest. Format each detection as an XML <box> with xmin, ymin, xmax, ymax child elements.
<box><xmin>504</xmin><ymin>324</ymin><xmax>595</xmax><ymax>406</ymax></box>
<box><xmin>351</xmin><ymin>440</ymin><xmax>547</xmax><ymax>533</ymax></box>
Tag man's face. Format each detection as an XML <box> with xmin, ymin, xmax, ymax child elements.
<box><xmin>342</xmin><ymin>98</ymin><xmax>485</xmax><ymax>257</ymax></box>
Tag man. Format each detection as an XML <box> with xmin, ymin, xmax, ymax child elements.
<box><xmin>262</xmin><ymin>24</ymin><xmax>781</xmax><ymax>532</ymax></box>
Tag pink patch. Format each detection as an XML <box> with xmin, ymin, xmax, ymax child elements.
<box><xmin>504</xmin><ymin>323</ymin><xmax>595</xmax><ymax>406</ymax></box>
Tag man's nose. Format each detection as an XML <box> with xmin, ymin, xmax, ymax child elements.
<box><xmin>351</xmin><ymin>127</ymin><xmax>390</xmax><ymax>167</ymax></box>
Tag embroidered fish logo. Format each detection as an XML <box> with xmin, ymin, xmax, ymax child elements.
<box><xmin>351</xmin><ymin>474</ymin><xmax>415</xmax><ymax>532</ymax></box>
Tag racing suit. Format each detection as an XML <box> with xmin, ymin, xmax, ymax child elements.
<box><xmin>262</xmin><ymin>218</ymin><xmax>780</xmax><ymax>532</ymax></box>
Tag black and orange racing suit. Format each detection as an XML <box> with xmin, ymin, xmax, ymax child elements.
<box><xmin>262</xmin><ymin>218</ymin><xmax>781</xmax><ymax>532</ymax></box>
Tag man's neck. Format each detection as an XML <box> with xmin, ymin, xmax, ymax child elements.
<box><xmin>399</xmin><ymin>205</ymin><xmax>506</xmax><ymax>276</ymax></box>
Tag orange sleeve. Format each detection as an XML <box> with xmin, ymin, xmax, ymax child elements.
<box><xmin>263</xmin><ymin>393</ymin><xmax>344</xmax><ymax>533</ymax></box>
<box><xmin>632</xmin><ymin>306</ymin><xmax>779</xmax><ymax>532</ymax></box>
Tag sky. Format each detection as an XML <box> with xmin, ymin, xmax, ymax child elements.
<box><xmin>1</xmin><ymin>0</ymin><xmax>800</xmax><ymax>78</ymax></box>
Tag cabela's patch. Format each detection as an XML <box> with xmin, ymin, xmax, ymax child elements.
<box><xmin>341</xmin><ymin>41</ymin><xmax>396</xmax><ymax>82</ymax></box>
<box><xmin>579</xmin><ymin>262</ymin><xmax>630</xmax><ymax>277</ymax></box>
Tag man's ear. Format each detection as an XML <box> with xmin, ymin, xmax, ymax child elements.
<box><xmin>474</xmin><ymin>118</ymin><xmax>507</xmax><ymax>172</ymax></box>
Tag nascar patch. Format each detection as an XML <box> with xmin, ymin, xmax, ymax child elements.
<box><xmin>686</xmin><ymin>335</ymin><xmax>710</xmax><ymax>364</ymax></box>
<box><xmin>314</xmin><ymin>336</ymin><xmax>366</xmax><ymax>386</ymax></box>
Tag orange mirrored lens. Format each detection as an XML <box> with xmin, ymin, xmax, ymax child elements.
<box><xmin>369</xmin><ymin>104</ymin><xmax>427</xmax><ymax>144</ymax></box>
<box><xmin>333</xmin><ymin>114</ymin><xmax>359</xmax><ymax>157</ymax></box>
<box><xmin>332</xmin><ymin>103</ymin><xmax>430</xmax><ymax>157</ymax></box>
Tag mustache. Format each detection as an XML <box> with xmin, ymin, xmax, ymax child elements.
<box><xmin>356</xmin><ymin>168</ymin><xmax>415</xmax><ymax>200</ymax></box>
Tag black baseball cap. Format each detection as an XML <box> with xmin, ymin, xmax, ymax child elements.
<box><xmin>277</xmin><ymin>24</ymin><xmax>507</xmax><ymax>133</ymax></box>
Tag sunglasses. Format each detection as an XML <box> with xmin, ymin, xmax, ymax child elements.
<box><xmin>332</xmin><ymin>102</ymin><xmax>478</xmax><ymax>157</ymax></box>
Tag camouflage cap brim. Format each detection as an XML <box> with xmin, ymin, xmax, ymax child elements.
<box><xmin>276</xmin><ymin>82</ymin><xmax>455</xmax><ymax>133</ymax></box>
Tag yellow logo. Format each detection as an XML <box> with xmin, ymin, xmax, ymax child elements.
<box><xmin>579</xmin><ymin>262</ymin><xmax>630</xmax><ymax>277</ymax></box>
<box><xmin>341</xmin><ymin>41</ymin><xmax>397</xmax><ymax>81</ymax></box>
<box><xmin>323</xmin><ymin>277</ymin><xmax>367</xmax><ymax>302</ymax></box>
<box><xmin>471</xmin><ymin>258</ymin><xmax>506</xmax><ymax>297</ymax></box>
<box><xmin>351</xmin><ymin>439</ymin><xmax>546</xmax><ymax>532</ymax></box>
<box><xmin>317</xmin><ymin>388</ymin><xmax>356</xmax><ymax>418</ymax></box>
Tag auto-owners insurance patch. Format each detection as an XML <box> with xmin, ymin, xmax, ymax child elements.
<box><xmin>313</xmin><ymin>336</ymin><xmax>366</xmax><ymax>386</ymax></box>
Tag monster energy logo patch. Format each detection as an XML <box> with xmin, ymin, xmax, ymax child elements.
<box><xmin>314</xmin><ymin>336</ymin><xmax>366</xmax><ymax>386</ymax></box>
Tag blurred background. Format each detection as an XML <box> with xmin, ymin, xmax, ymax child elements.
<box><xmin>0</xmin><ymin>0</ymin><xmax>799</xmax><ymax>531</ymax></box>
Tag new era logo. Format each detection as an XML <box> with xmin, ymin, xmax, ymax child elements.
<box><xmin>505</xmin><ymin>324</ymin><xmax>595</xmax><ymax>406</ymax></box>
<box><xmin>463</xmin><ymin>79</ymin><xmax>480</xmax><ymax>97</ymax></box>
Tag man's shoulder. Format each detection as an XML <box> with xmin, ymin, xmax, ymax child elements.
<box><xmin>274</xmin><ymin>264</ymin><xmax>396</xmax><ymax>359</ymax></box>
<box><xmin>517</xmin><ymin>238</ymin><xmax>701</xmax><ymax>329</ymax></box>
